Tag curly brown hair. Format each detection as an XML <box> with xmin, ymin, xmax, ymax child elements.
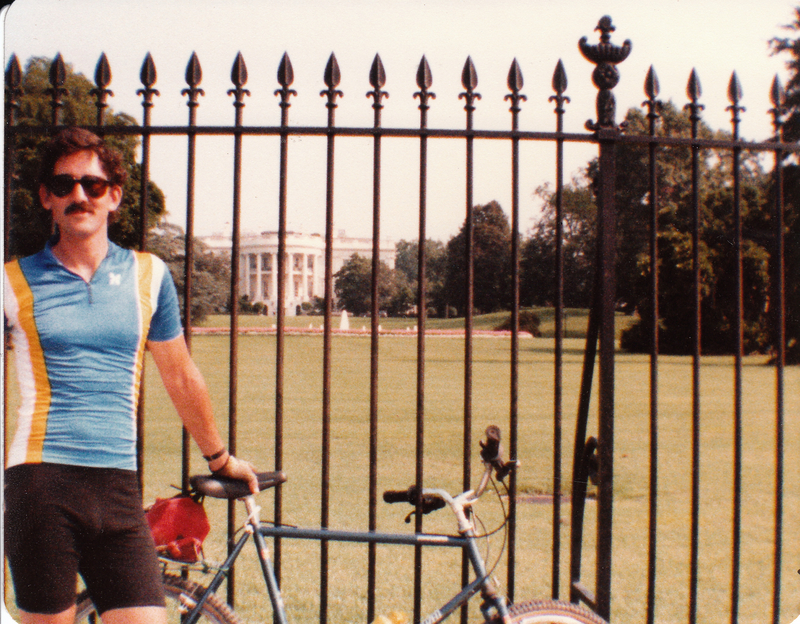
<box><xmin>38</xmin><ymin>127</ymin><xmax>127</xmax><ymax>188</ymax></box>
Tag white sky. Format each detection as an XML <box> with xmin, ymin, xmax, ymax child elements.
<box><xmin>3</xmin><ymin>0</ymin><xmax>797</xmax><ymax>243</ymax></box>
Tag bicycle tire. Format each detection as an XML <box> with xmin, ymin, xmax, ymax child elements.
<box><xmin>74</xmin><ymin>574</ymin><xmax>242</xmax><ymax>624</ymax></box>
<box><xmin>485</xmin><ymin>599</ymin><xmax>609</xmax><ymax>624</ymax></box>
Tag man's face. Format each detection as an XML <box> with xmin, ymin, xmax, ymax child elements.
<box><xmin>38</xmin><ymin>150</ymin><xmax>122</xmax><ymax>243</ymax></box>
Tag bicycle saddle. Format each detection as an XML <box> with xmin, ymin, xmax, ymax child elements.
<box><xmin>190</xmin><ymin>471</ymin><xmax>287</xmax><ymax>499</ymax></box>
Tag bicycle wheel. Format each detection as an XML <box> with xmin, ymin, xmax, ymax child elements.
<box><xmin>74</xmin><ymin>574</ymin><xmax>241</xmax><ymax>624</ymax></box>
<box><xmin>486</xmin><ymin>599</ymin><xmax>608</xmax><ymax>624</ymax></box>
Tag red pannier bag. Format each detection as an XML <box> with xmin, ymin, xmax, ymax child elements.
<box><xmin>145</xmin><ymin>495</ymin><xmax>210</xmax><ymax>563</ymax></box>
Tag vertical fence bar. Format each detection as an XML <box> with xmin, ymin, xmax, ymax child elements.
<box><xmin>643</xmin><ymin>65</ymin><xmax>660</xmax><ymax>624</ymax></box>
<box><xmin>413</xmin><ymin>56</ymin><xmax>434</xmax><ymax>624</ymax></box>
<box><xmin>320</xmin><ymin>53</ymin><xmax>343</xmax><ymax>624</ymax></box>
<box><xmin>685</xmin><ymin>68</ymin><xmax>704</xmax><ymax>624</ymax></box>
<box><xmin>366</xmin><ymin>54</ymin><xmax>388</xmax><ymax>624</ymax></box>
<box><xmin>505</xmin><ymin>58</ymin><xmax>527</xmax><ymax>604</ymax></box>
<box><xmin>548</xmin><ymin>59</ymin><xmax>567</xmax><ymax>601</ymax></box>
<box><xmin>274</xmin><ymin>54</ymin><xmax>296</xmax><ymax>597</ymax></box>
<box><xmin>579</xmin><ymin>17</ymin><xmax>630</xmax><ymax>619</ymax></box>
<box><xmin>726</xmin><ymin>71</ymin><xmax>744</xmax><ymax>624</ymax></box>
<box><xmin>136</xmin><ymin>54</ymin><xmax>158</xmax><ymax>490</ymax></box>
<box><xmin>182</xmin><ymin>54</ymin><xmax>204</xmax><ymax>496</ymax></box>
<box><xmin>459</xmin><ymin>57</ymin><xmax>479</xmax><ymax>623</ymax></box>
<box><xmin>227</xmin><ymin>53</ymin><xmax>250</xmax><ymax>608</ymax></box>
<box><xmin>769</xmin><ymin>76</ymin><xmax>786</xmax><ymax>624</ymax></box>
<box><xmin>594</xmin><ymin>126</ymin><xmax>617</xmax><ymax>622</ymax></box>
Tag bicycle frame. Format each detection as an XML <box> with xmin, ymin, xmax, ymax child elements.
<box><xmin>178</xmin><ymin>476</ymin><xmax>511</xmax><ymax>624</ymax></box>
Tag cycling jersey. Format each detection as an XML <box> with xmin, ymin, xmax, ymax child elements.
<box><xmin>3</xmin><ymin>241</ymin><xmax>183</xmax><ymax>470</ymax></box>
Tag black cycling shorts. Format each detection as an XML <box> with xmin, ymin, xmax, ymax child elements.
<box><xmin>4</xmin><ymin>463</ymin><xmax>166</xmax><ymax>615</ymax></box>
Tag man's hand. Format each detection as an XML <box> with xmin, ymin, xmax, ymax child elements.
<box><xmin>215</xmin><ymin>455</ymin><xmax>260</xmax><ymax>494</ymax></box>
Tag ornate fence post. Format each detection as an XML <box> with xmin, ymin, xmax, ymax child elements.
<box><xmin>578</xmin><ymin>16</ymin><xmax>630</xmax><ymax>621</ymax></box>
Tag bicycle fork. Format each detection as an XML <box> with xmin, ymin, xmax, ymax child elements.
<box><xmin>451</xmin><ymin>493</ymin><xmax>511</xmax><ymax>624</ymax></box>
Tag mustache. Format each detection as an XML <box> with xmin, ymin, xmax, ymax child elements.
<box><xmin>64</xmin><ymin>203</ymin><xmax>90</xmax><ymax>215</ymax></box>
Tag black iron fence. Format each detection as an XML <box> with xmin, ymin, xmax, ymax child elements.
<box><xmin>4</xmin><ymin>15</ymin><xmax>797</xmax><ymax>624</ymax></box>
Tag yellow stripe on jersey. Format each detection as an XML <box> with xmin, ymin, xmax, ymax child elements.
<box><xmin>5</xmin><ymin>260</ymin><xmax>51</xmax><ymax>463</ymax></box>
<box><xmin>132</xmin><ymin>252</ymin><xmax>154</xmax><ymax>410</ymax></box>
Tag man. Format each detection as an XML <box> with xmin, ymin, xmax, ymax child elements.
<box><xmin>4</xmin><ymin>127</ymin><xmax>259</xmax><ymax>624</ymax></box>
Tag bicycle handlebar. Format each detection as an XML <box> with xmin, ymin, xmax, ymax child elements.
<box><xmin>382</xmin><ymin>425</ymin><xmax>517</xmax><ymax>518</ymax></box>
<box><xmin>383</xmin><ymin>486</ymin><xmax>447</xmax><ymax>514</ymax></box>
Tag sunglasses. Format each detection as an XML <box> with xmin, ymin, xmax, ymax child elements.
<box><xmin>46</xmin><ymin>175</ymin><xmax>112</xmax><ymax>199</ymax></box>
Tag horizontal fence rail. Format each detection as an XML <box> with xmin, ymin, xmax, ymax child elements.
<box><xmin>4</xmin><ymin>15</ymin><xmax>797</xmax><ymax>624</ymax></box>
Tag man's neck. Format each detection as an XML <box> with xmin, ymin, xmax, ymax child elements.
<box><xmin>50</xmin><ymin>234</ymin><xmax>110</xmax><ymax>283</ymax></box>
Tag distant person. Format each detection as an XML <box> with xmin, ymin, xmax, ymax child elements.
<box><xmin>4</xmin><ymin>127</ymin><xmax>259</xmax><ymax>624</ymax></box>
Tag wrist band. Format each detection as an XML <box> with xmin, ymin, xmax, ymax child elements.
<box><xmin>212</xmin><ymin>454</ymin><xmax>233</xmax><ymax>475</ymax></box>
<box><xmin>203</xmin><ymin>448</ymin><xmax>227</xmax><ymax>462</ymax></box>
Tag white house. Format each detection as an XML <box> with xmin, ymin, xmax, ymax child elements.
<box><xmin>202</xmin><ymin>230</ymin><xmax>395</xmax><ymax>316</ymax></box>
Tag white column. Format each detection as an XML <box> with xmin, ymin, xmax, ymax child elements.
<box><xmin>301</xmin><ymin>253</ymin><xmax>309</xmax><ymax>302</ymax></box>
<box><xmin>241</xmin><ymin>254</ymin><xmax>249</xmax><ymax>300</ymax></box>
<box><xmin>255</xmin><ymin>253</ymin><xmax>263</xmax><ymax>301</ymax></box>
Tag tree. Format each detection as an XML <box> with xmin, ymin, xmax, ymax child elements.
<box><xmin>613</xmin><ymin>103</ymin><xmax>772</xmax><ymax>354</ymax></box>
<box><xmin>6</xmin><ymin>56</ymin><xmax>165</xmax><ymax>258</ymax></box>
<box><xmin>395</xmin><ymin>239</ymin><xmax>448</xmax><ymax>316</ymax></box>
<box><xmin>522</xmin><ymin>176</ymin><xmax>596</xmax><ymax>309</ymax></box>
<box><xmin>445</xmin><ymin>201</ymin><xmax>512</xmax><ymax>316</ymax></box>
<box><xmin>533</xmin><ymin>102</ymin><xmax>774</xmax><ymax>355</ymax></box>
<box><xmin>146</xmin><ymin>222</ymin><xmax>231</xmax><ymax>325</ymax></box>
<box><xmin>333</xmin><ymin>254</ymin><xmax>408</xmax><ymax>317</ymax></box>
<box><xmin>770</xmin><ymin>5</ymin><xmax>800</xmax><ymax>363</ymax></box>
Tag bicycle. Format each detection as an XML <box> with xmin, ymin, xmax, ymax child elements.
<box><xmin>74</xmin><ymin>426</ymin><xmax>607</xmax><ymax>624</ymax></box>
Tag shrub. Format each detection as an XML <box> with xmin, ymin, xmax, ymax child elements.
<box><xmin>495</xmin><ymin>310</ymin><xmax>542</xmax><ymax>337</ymax></box>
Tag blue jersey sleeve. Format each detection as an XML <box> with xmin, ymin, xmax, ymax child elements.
<box><xmin>148</xmin><ymin>265</ymin><xmax>184</xmax><ymax>342</ymax></box>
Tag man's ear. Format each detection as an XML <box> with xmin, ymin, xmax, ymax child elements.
<box><xmin>39</xmin><ymin>184</ymin><xmax>53</xmax><ymax>211</ymax></box>
<box><xmin>108</xmin><ymin>185</ymin><xmax>123</xmax><ymax>212</ymax></box>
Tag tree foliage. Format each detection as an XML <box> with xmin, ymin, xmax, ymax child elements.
<box><xmin>770</xmin><ymin>5</ymin><xmax>800</xmax><ymax>363</ymax></box>
<box><xmin>333</xmin><ymin>254</ymin><xmax>410</xmax><ymax>317</ymax></box>
<box><xmin>522</xmin><ymin>177</ymin><xmax>596</xmax><ymax>309</ymax></box>
<box><xmin>534</xmin><ymin>102</ymin><xmax>773</xmax><ymax>355</ymax></box>
<box><xmin>7</xmin><ymin>56</ymin><xmax>165</xmax><ymax>258</ymax></box>
<box><xmin>615</xmin><ymin>103</ymin><xmax>772</xmax><ymax>354</ymax></box>
<box><xmin>146</xmin><ymin>222</ymin><xmax>231</xmax><ymax>325</ymax></box>
<box><xmin>395</xmin><ymin>239</ymin><xmax>448</xmax><ymax>316</ymax></box>
<box><xmin>445</xmin><ymin>201</ymin><xmax>513</xmax><ymax>316</ymax></box>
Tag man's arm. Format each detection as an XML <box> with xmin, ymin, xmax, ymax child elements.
<box><xmin>147</xmin><ymin>336</ymin><xmax>259</xmax><ymax>493</ymax></box>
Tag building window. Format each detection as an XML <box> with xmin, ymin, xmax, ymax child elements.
<box><xmin>293</xmin><ymin>254</ymin><xmax>303</xmax><ymax>271</ymax></box>
<box><xmin>249</xmin><ymin>254</ymin><xmax>257</xmax><ymax>270</ymax></box>
<box><xmin>262</xmin><ymin>253</ymin><xmax>271</xmax><ymax>271</ymax></box>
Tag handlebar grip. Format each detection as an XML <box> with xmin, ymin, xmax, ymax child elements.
<box><xmin>383</xmin><ymin>487</ymin><xmax>446</xmax><ymax>515</ymax></box>
<box><xmin>383</xmin><ymin>489</ymin><xmax>413</xmax><ymax>504</ymax></box>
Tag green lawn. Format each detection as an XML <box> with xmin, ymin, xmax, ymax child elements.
<box><xmin>4</xmin><ymin>328</ymin><xmax>799</xmax><ymax>624</ymax></box>
<box><xmin>199</xmin><ymin>308</ymin><xmax>637</xmax><ymax>340</ymax></box>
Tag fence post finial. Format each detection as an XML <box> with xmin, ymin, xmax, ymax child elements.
<box><xmin>182</xmin><ymin>52</ymin><xmax>205</xmax><ymax>109</ymax></box>
<box><xmin>228</xmin><ymin>52</ymin><xmax>251</xmax><ymax>109</ymax></box>
<box><xmin>5</xmin><ymin>54</ymin><xmax>22</xmax><ymax>124</ymax></box>
<box><xmin>579</xmin><ymin>16</ymin><xmax>631</xmax><ymax>131</ymax></box>
<box><xmin>46</xmin><ymin>53</ymin><xmax>68</xmax><ymax>126</ymax></box>
<box><xmin>414</xmin><ymin>56</ymin><xmax>435</xmax><ymax>112</ymax></box>
<box><xmin>769</xmin><ymin>74</ymin><xmax>786</xmax><ymax>139</ymax></box>
<box><xmin>275</xmin><ymin>52</ymin><xmax>297</xmax><ymax>113</ymax></box>
<box><xmin>321</xmin><ymin>53</ymin><xmax>344</xmax><ymax>110</ymax></box>
<box><xmin>367</xmin><ymin>54</ymin><xmax>389</xmax><ymax>119</ymax></box>
<box><xmin>91</xmin><ymin>53</ymin><xmax>113</xmax><ymax>127</ymax></box>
